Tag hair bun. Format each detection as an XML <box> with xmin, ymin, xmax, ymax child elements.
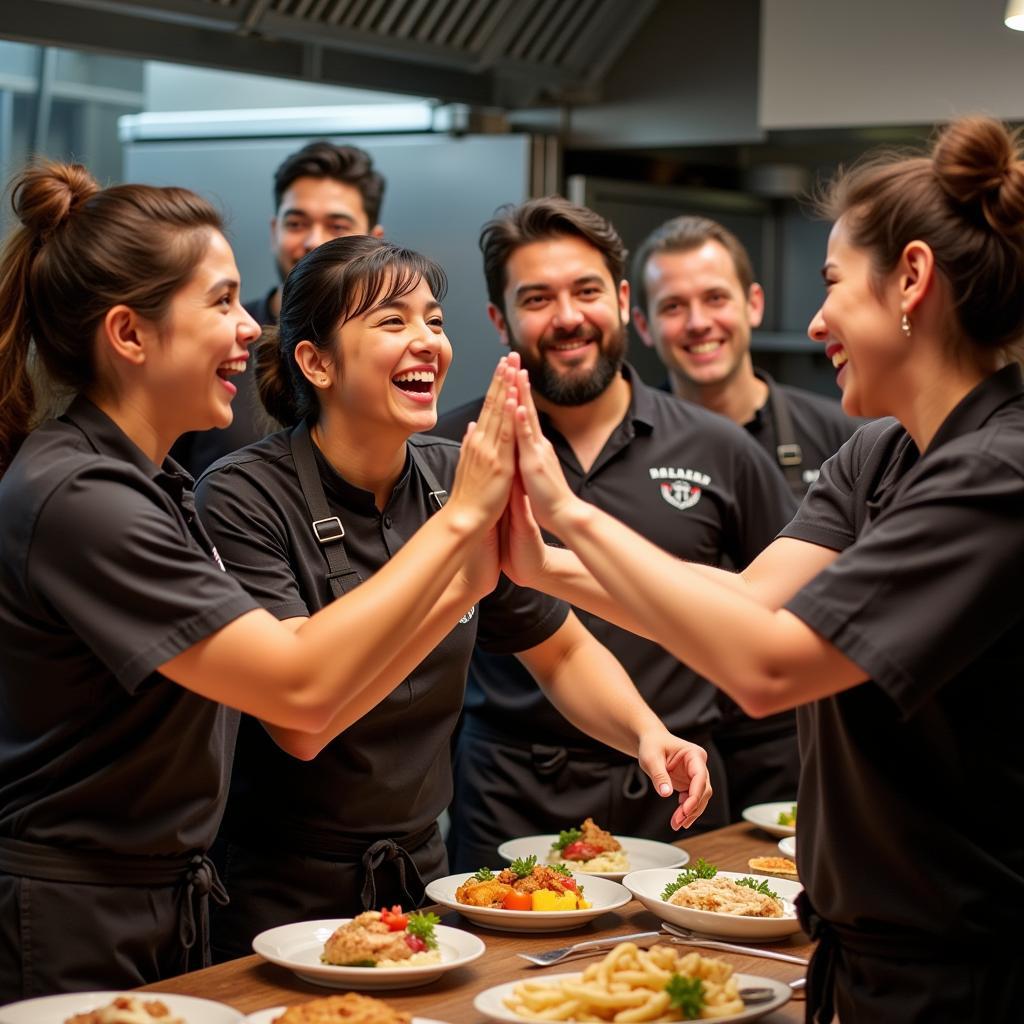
<box><xmin>10</xmin><ymin>160</ymin><xmax>99</xmax><ymax>238</ymax></box>
<box><xmin>933</xmin><ymin>116</ymin><xmax>1024</xmax><ymax>236</ymax></box>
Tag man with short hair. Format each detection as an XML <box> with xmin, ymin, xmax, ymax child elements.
<box><xmin>433</xmin><ymin>198</ymin><xmax>797</xmax><ymax>870</ymax></box>
<box><xmin>631</xmin><ymin>215</ymin><xmax>861</xmax><ymax>815</ymax></box>
<box><xmin>171</xmin><ymin>141</ymin><xmax>385</xmax><ymax>477</ymax></box>
<box><xmin>631</xmin><ymin>216</ymin><xmax>859</xmax><ymax>498</ymax></box>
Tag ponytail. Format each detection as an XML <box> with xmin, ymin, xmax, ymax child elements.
<box><xmin>0</xmin><ymin>159</ymin><xmax>223</xmax><ymax>476</ymax></box>
<box><xmin>255</xmin><ymin>327</ymin><xmax>301</xmax><ymax>427</ymax></box>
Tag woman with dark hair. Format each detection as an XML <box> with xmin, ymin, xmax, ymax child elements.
<box><xmin>194</xmin><ymin>233</ymin><xmax>712</xmax><ymax>960</ymax></box>
<box><xmin>505</xmin><ymin>115</ymin><xmax>1024</xmax><ymax>1021</ymax></box>
<box><xmin>0</xmin><ymin>161</ymin><xmax>520</xmax><ymax>1001</ymax></box>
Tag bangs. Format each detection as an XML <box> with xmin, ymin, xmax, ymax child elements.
<box><xmin>341</xmin><ymin>248</ymin><xmax>448</xmax><ymax>324</ymax></box>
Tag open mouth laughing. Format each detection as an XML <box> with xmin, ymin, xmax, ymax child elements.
<box><xmin>392</xmin><ymin>368</ymin><xmax>437</xmax><ymax>404</ymax></box>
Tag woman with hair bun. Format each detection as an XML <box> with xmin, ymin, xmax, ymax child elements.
<box><xmin>194</xmin><ymin>233</ymin><xmax>711</xmax><ymax>960</ymax></box>
<box><xmin>0</xmin><ymin>161</ymin><xmax>523</xmax><ymax>1000</ymax></box>
<box><xmin>506</xmin><ymin>115</ymin><xmax>1024</xmax><ymax>1021</ymax></box>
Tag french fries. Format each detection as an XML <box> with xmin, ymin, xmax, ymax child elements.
<box><xmin>503</xmin><ymin>942</ymin><xmax>744</xmax><ymax>1021</ymax></box>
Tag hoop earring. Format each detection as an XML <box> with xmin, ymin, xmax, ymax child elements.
<box><xmin>900</xmin><ymin>313</ymin><xmax>912</xmax><ymax>337</ymax></box>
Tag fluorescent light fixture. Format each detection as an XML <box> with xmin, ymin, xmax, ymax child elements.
<box><xmin>119</xmin><ymin>103</ymin><xmax>466</xmax><ymax>142</ymax></box>
<box><xmin>1006</xmin><ymin>0</ymin><xmax>1024</xmax><ymax>30</ymax></box>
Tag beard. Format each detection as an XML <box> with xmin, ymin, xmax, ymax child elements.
<box><xmin>509</xmin><ymin>321</ymin><xmax>627</xmax><ymax>406</ymax></box>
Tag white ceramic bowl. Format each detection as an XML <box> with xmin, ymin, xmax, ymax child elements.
<box><xmin>424</xmin><ymin>871</ymin><xmax>630</xmax><ymax>933</ymax></box>
<box><xmin>622</xmin><ymin>867</ymin><xmax>803</xmax><ymax>940</ymax></box>
<box><xmin>251</xmin><ymin>919</ymin><xmax>484</xmax><ymax>989</ymax></box>
<box><xmin>496</xmin><ymin>835</ymin><xmax>688</xmax><ymax>881</ymax></box>
<box><xmin>777</xmin><ymin>835</ymin><xmax>797</xmax><ymax>859</ymax></box>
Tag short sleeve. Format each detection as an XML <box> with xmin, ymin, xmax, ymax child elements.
<box><xmin>475</xmin><ymin>574</ymin><xmax>570</xmax><ymax>655</ymax></box>
<box><xmin>29</xmin><ymin>468</ymin><xmax>258</xmax><ymax>693</ymax></box>
<box><xmin>785</xmin><ymin>449</ymin><xmax>1024</xmax><ymax>717</ymax></box>
<box><xmin>195</xmin><ymin>463</ymin><xmax>311</xmax><ymax>621</ymax></box>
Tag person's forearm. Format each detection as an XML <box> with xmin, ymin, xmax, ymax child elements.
<box><xmin>548</xmin><ymin>498</ymin><xmax>834</xmax><ymax>716</ymax></box>
<box><xmin>533</xmin><ymin>545</ymin><xmax>750</xmax><ymax>641</ymax></box>
<box><xmin>534</xmin><ymin>627</ymin><xmax>670</xmax><ymax>758</ymax></box>
<box><xmin>268</xmin><ymin>568</ymin><xmax>483</xmax><ymax>758</ymax></box>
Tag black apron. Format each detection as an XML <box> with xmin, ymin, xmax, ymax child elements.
<box><xmin>211</xmin><ymin>425</ymin><xmax>451</xmax><ymax>962</ymax></box>
<box><xmin>0</xmin><ymin>838</ymin><xmax>226</xmax><ymax>1001</ymax></box>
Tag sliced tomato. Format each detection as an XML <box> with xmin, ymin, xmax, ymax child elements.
<box><xmin>404</xmin><ymin>934</ymin><xmax>427</xmax><ymax>952</ymax></box>
<box><xmin>558</xmin><ymin>876</ymin><xmax>579</xmax><ymax>892</ymax></box>
<box><xmin>502</xmin><ymin>890</ymin><xmax>534</xmax><ymax>911</ymax></box>
<box><xmin>380</xmin><ymin>905</ymin><xmax>409</xmax><ymax>931</ymax></box>
<box><xmin>562</xmin><ymin>840</ymin><xmax>601</xmax><ymax>861</ymax></box>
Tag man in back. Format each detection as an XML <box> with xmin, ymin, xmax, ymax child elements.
<box><xmin>172</xmin><ymin>141</ymin><xmax>385</xmax><ymax>477</ymax></box>
<box><xmin>632</xmin><ymin>216</ymin><xmax>859</xmax><ymax>498</ymax></box>
<box><xmin>432</xmin><ymin>197</ymin><xmax>797</xmax><ymax>869</ymax></box>
<box><xmin>631</xmin><ymin>215</ymin><xmax>861</xmax><ymax>814</ymax></box>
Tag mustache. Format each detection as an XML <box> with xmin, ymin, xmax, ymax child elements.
<box><xmin>541</xmin><ymin>324</ymin><xmax>602</xmax><ymax>347</ymax></box>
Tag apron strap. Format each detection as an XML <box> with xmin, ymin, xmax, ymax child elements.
<box><xmin>762</xmin><ymin>373</ymin><xmax>806</xmax><ymax>498</ymax></box>
<box><xmin>796</xmin><ymin>890</ymin><xmax>837</xmax><ymax>1024</ymax></box>
<box><xmin>290</xmin><ymin>421</ymin><xmax>361</xmax><ymax>600</ymax></box>
<box><xmin>178</xmin><ymin>854</ymin><xmax>230</xmax><ymax>969</ymax></box>
<box><xmin>290</xmin><ymin>427</ymin><xmax>449</xmax><ymax>601</ymax></box>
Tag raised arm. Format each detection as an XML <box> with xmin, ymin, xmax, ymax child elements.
<box><xmin>160</xmin><ymin>357</ymin><xmax>519</xmax><ymax>732</ymax></box>
<box><xmin>512</xmin><ymin>370</ymin><xmax>866</xmax><ymax>716</ymax></box>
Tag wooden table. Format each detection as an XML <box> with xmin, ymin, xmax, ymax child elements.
<box><xmin>142</xmin><ymin>823</ymin><xmax>810</xmax><ymax>1023</ymax></box>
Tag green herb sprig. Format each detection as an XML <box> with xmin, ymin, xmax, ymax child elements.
<box><xmin>406</xmin><ymin>911</ymin><xmax>440</xmax><ymax>949</ymax></box>
<box><xmin>551</xmin><ymin>828</ymin><xmax>582</xmax><ymax>852</ymax></box>
<box><xmin>736</xmin><ymin>877</ymin><xmax>779</xmax><ymax>900</ymax></box>
<box><xmin>664</xmin><ymin>974</ymin><xmax>705</xmax><ymax>1018</ymax></box>
<box><xmin>660</xmin><ymin>858</ymin><xmax>718</xmax><ymax>901</ymax></box>
<box><xmin>549</xmin><ymin>863</ymin><xmax>574</xmax><ymax>878</ymax></box>
<box><xmin>510</xmin><ymin>854</ymin><xmax>538</xmax><ymax>878</ymax></box>
<box><xmin>471</xmin><ymin>866</ymin><xmax>494</xmax><ymax>883</ymax></box>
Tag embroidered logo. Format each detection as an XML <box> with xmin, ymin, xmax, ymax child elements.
<box><xmin>459</xmin><ymin>605</ymin><xmax>476</xmax><ymax>625</ymax></box>
<box><xmin>649</xmin><ymin>467</ymin><xmax>710</xmax><ymax>511</ymax></box>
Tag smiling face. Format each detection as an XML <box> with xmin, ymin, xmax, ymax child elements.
<box><xmin>149</xmin><ymin>229</ymin><xmax>260</xmax><ymax>434</ymax></box>
<box><xmin>272</xmin><ymin>176</ymin><xmax>380</xmax><ymax>282</ymax></box>
<box><xmin>491</xmin><ymin>234</ymin><xmax>629</xmax><ymax>406</ymax></box>
<box><xmin>639</xmin><ymin>240</ymin><xmax>763</xmax><ymax>393</ymax></box>
<box><xmin>321</xmin><ymin>276</ymin><xmax>451</xmax><ymax>438</ymax></box>
<box><xmin>807</xmin><ymin>218</ymin><xmax>904</xmax><ymax>419</ymax></box>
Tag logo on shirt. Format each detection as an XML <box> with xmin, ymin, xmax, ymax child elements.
<box><xmin>649</xmin><ymin>467</ymin><xmax>710</xmax><ymax>511</ymax></box>
<box><xmin>803</xmin><ymin>468</ymin><xmax>820</xmax><ymax>486</ymax></box>
<box><xmin>211</xmin><ymin>545</ymin><xmax>226</xmax><ymax>572</ymax></box>
<box><xmin>459</xmin><ymin>605</ymin><xmax>476</xmax><ymax>625</ymax></box>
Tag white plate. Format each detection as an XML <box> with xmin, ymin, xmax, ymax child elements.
<box><xmin>777</xmin><ymin>836</ymin><xmax>796</xmax><ymax>859</ymax></box>
<box><xmin>251</xmin><ymin>919</ymin><xmax>484</xmax><ymax>990</ymax></box>
<box><xmin>623</xmin><ymin>868</ymin><xmax>803</xmax><ymax>940</ymax></box>
<box><xmin>496</xmin><ymin>835</ymin><xmax>689</xmax><ymax>881</ymax></box>
<box><xmin>0</xmin><ymin>993</ymin><xmax>241</xmax><ymax>1024</ymax></box>
<box><xmin>424</xmin><ymin>872</ymin><xmax>630</xmax><ymax>933</ymax></box>
<box><xmin>741</xmin><ymin>802</ymin><xmax>797</xmax><ymax>838</ymax></box>
<box><xmin>245</xmin><ymin>1013</ymin><xmax>448</xmax><ymax>1024</ymax></box>
<box><xmin>473</xmin><ymin>971</ymin><xmax>790</xmax><ymax>1024</ymax></box>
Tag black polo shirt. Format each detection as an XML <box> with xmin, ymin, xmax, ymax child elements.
<box><xmin>745</xmin><ymin>370</ymin><xmax>861</xmax><ymax>495</ymax></box>
<box><xmin>195</xmin><ymin>429</ymin><xmax>569</xmax><ymax>841</ymax></box>
<box><xmin>432</xmin><ymin>364</ymin><xmax>797</xmax><ymax>749</ymax></box>
<box><xmin>169</xmin><ymin>290</ymin><xmax>277</xmax><ymax>479</ymax></box>
<box><xmin>781</xmin><ymin>363</ymin><xmax>1024</xmax><ymax>945</ymax></box>
<box><xmin>0</xmin><ymin>397</ymin><xmax>259</xmax><ymax>855</ymax></box>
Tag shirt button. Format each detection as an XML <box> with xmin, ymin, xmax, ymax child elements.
<box><xmin>383</xmin><ymin>514</ymin><xmax>393</xmax><ymax>529</ymax></box>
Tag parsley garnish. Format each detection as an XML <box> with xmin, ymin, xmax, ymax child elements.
<box><xmin>551</xmin><ymin>828</ymin><xmax>581</xmax><ymax>852</ymax></box>
<box><xmin>510</xmin><ymin>854</ymin><xmax>538</xmax><ymax>878</ymax></box>
<box><xmin>660</xmin><ymin>858</ymin><xmax>718</xmax><ymax>901</ymax></box>
<box><xmin>339</xmin><ymin>958</ymin><xmax>377</xmax><ymax>968</ymax></box>
<box><xmin>405</xmin><ymin>911</ymin><xmax>440</xmax><ymax>949</ymax></box>
<box><xmin>471</xmin><ymin>866</ymin><xmax>494</xmax><ymax>882</ymax></box>
<box><xmin>777</xmin><ymin>804</ymin><xmax>797</xmax><ymax>826</ymax></box>
<box><xmin>664</xmin><ymin>974</ymin><xmax>705</xmax><ymax>1018</ymax></box>
<box><xmin>549</xmin><ymin>863</ymin><xmax>574</xmax><ymax>877</ymax></box>
<box><xmin>736</xmin><ymin>877</ymin><xmax>779</xmax><ymax>900</ymax></box>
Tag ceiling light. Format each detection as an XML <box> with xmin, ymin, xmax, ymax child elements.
<box><xmin>1006</xmin><ymin>0</ymin><xmax>1024</xmax><ymax>30</ymax></box>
